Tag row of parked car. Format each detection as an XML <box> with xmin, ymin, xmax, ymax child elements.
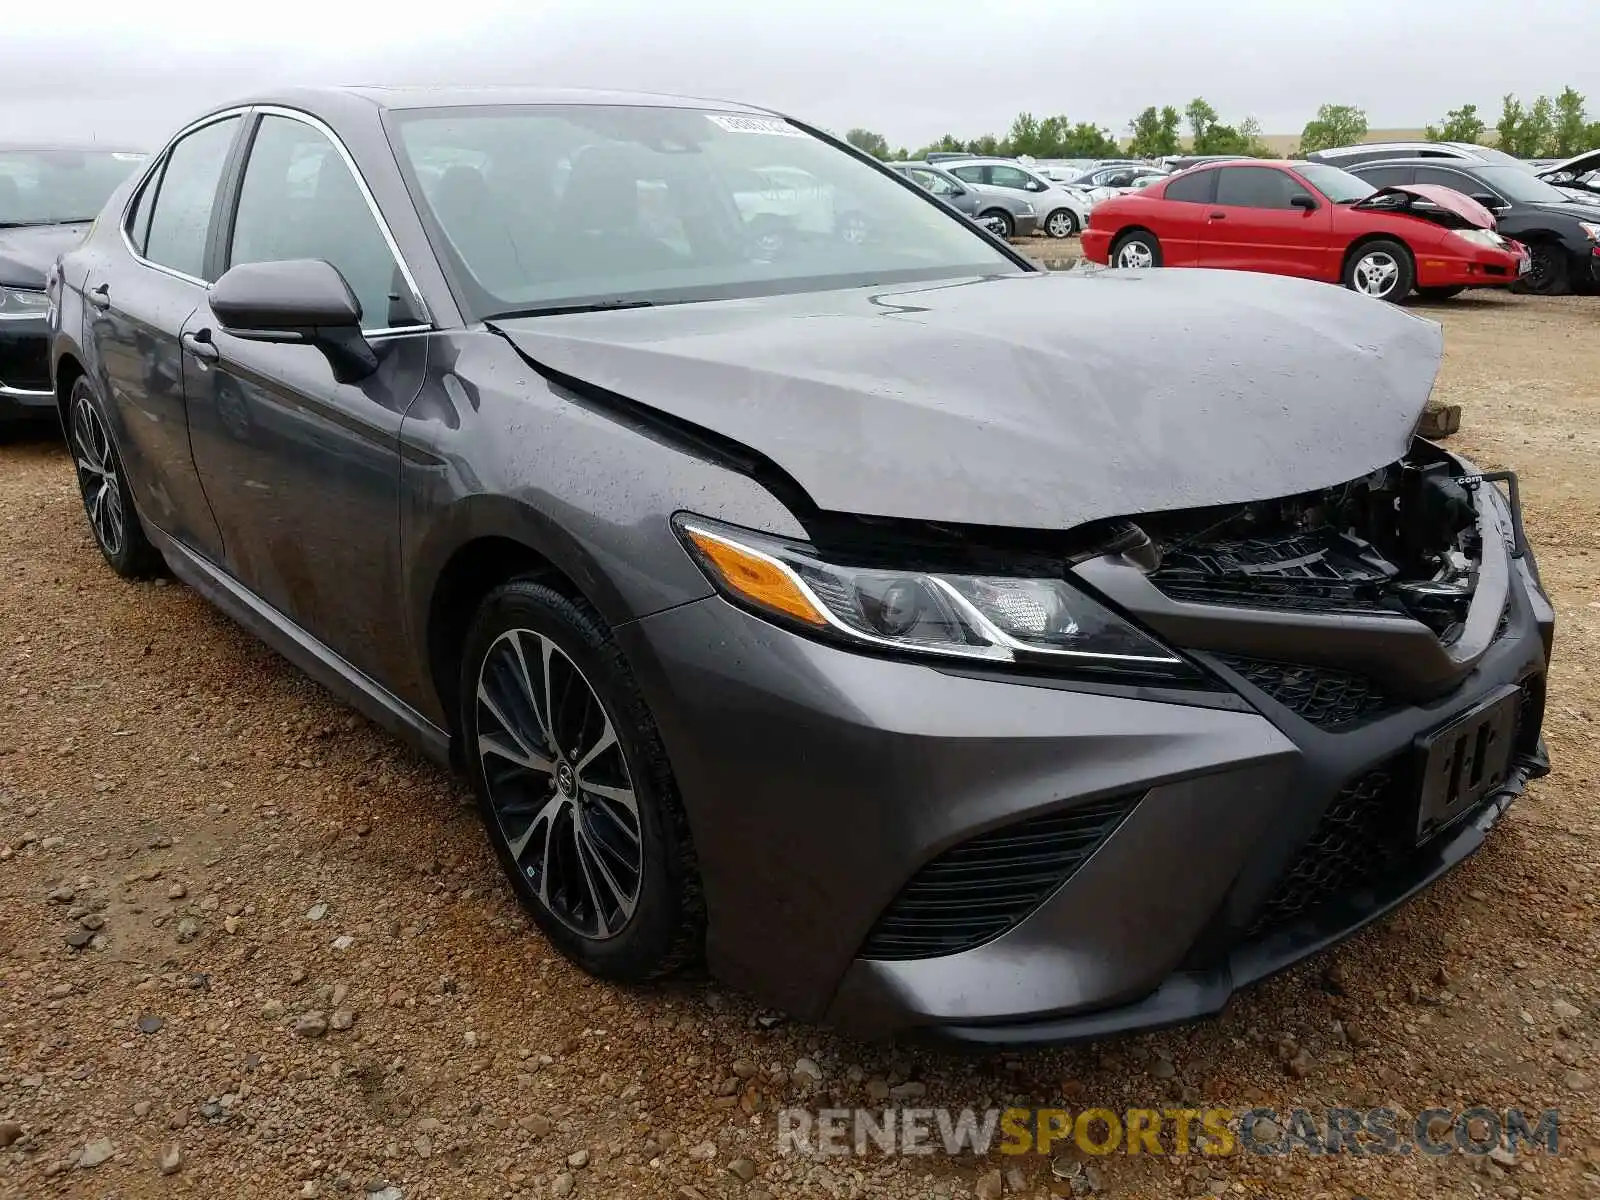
<box><xmin>1079</xmin><ymin>140</ymin><xmax>1600</xmax><ymax>301</ymax></box>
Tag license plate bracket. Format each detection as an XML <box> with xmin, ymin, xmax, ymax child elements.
<box><xmin>1414</xmin><ymin>686</ymin><xmax>1520</xmax><ymax>845</ymax></box>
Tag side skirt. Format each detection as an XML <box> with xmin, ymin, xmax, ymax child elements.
<box><xmin>147</xmin><ymin>526</ymin><xmax>453</xmax><ymax>767</ymax></box>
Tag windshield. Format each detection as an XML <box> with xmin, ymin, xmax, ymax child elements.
<box><xmin>1472</xmin><ymin>165</ymin><xmax>1572</xmax><ymax>205</ymax></box>
<box><xmin>0</xmin><ymin>149</ymin><xmax>146</xmax><ymax>226</ymax></box>
<box><xmin>391</xmin><ymin>105</ymin><xmax>1018</xmax><ymax>318</ymax></box>
<box><xmin>1292</xmin><ymin>162</ymin><xmax>1375</xmax><ymax>203</ymax></box>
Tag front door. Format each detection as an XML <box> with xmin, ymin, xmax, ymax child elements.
<box><xmin>1198</xmin><ymin>165</ymin><xmax>1329</xmax><ymax>279</ymax></box>
<box><xmin>184</xmin><ymin>111</ymin><xmax>430</xmax><ymax>696</ymax></box>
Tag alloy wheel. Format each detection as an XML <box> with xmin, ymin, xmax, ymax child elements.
<box><xmin>475</xmin><ymin>628</ymin><xmax>643</xmax><ymax>941</ymax></box>
<box><xmin>1047</xmin><ymin>210</ymin><xmax>1076</xmax><ymax>238</ymax></box>
<box><xmin>72</xmin><ymin>396</ymin><xmax>125</xmax><ymax>558</ymax></box>
<box><xmin>1116</xmin><ymin>240</ymin><xmax>1154</xmax><ymax>269</ymax></box>
<box><xmin>1352</xmin><ymin>251</ymin><xmax>1400</xmax><ymax>298</ymax></box>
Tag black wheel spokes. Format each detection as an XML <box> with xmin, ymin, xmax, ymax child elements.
<box><xmin>73</xmin><ymin>399</ymin><xmax>123</xmax><ymax>556</ymax></box>
<box><xmin>477</xmin><ymin>628</ymin><xmax>643</xmax><ymax>940</ymax></box>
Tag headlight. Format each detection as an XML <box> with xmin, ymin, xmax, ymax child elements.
<box><xmin>1579</xmin><ymin>221</ymin><xmax>1600</xmax><ymax>242</ymax></box>
<box><xmin>1450</xmin><ymin>229</ymin><xmax>1507</xmax><ymax>249</ymax></box>
<box><xmin>0</xmin><ymin>286</ymin><xmax>50</xmax><ymax>319</ymax></box>
<box><xmin>675</xmin><ymin>516</ymin><xmax>1193</xmax><ymax>676</ymax></box>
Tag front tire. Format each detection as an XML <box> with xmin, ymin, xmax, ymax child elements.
<box><xmin>1044</xmin><ymin>208</ymin><xmax>1078</xmax><ymax>239</ymax></box>
<box><xmin>1344</xmin><ymin>239</ymin><xmax>1414</xmax><ymax>302</ymax></box>
<box><xmin>979</xmin><ymin>209</ymin><xmax>1014</xmax><ymax>239</ymax></box>
<box><xmin>460</xmin><ymin>581</ymin><xmax>702</xmax><ymax>982</ymax></box>
<box><xmin>1521</xmin><ymin>243</ymin><xmax>1571</xmax><ymax>296</ymax></box>
<box><xmin>1111</xmin><ymin>230</ymin><xmax>1162</xmax><ymax>269</ymax></box>
<box><xmin>68</xmin><ymin>377</ymin><xmax>163</xmax><ymax>579</ymax></box>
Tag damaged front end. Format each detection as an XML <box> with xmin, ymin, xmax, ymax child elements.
<box><xmin>1141</xmin><ymin>442</ymin><xmax>1487</xmax><ymax>643</ymax></box>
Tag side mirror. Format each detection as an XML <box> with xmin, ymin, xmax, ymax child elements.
<box><xmin>1028</xmin><ymin>179</ymin><xmax>1048</xmax><ymax>192</ymax></box>
<box><xmin>1289</xmin><ymin>194</ymin><xmax>1318</xmax><ymax>211</ymax></box>
<box><xmin>210</xmin><ymin>259</ymin><xmax>377</xmax><ymax>383</ymax></box>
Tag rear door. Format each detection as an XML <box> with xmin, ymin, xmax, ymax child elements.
<box><xmin>1199</xmin><ymin>165</ymin><xmax>1329</xmax><ymax>278</ymax></box>
<box><xmin>184</xmin><ymin>110</ymin><xmax>430</xmax><ymax>694</ymax></box>
<box><xmin>83</xmin><ymin>114</ymin><xmax>243</xmax><ymax>562</ymax></box>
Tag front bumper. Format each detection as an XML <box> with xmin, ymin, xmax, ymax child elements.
<box><xmin>618</xmin><ymin>491</ymin><xmax>1552</xmax><ymax>1044</ymax></box>
<box><xmin>1013</xmin><ymin>213</ymin><xmax>1040</xmax><ymax>238</ymax></box>
<box><xmin>1413</xmin><ymin>243</ymin><xmax>1529</xmax><ymax>289</ymax></box>
<box><xmin>1080</xmin><ymin>228</ymin><xmax>1112</xmax><ymax>263</ymax></box>
<box><xmin>0</xmin><ymin>313</ymin><xmax>54</xmax><ymax>420</ymax></box>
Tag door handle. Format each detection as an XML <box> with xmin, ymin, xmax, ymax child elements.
<box><xmin>88</xmin><ymin>284</ymin><xmax>111</xmax><ymax>310</ymax></box>
<box><xmin>181</xmin><ymin>330</ymin><xmax>220</xmax><ymax>364</ymax></box>
<box><xmin>1208</xmin><ymin>212</ymin><xmax>1227</xmax><ymax>220</ymax></box>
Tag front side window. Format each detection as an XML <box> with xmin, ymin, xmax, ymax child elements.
<box><xmin>143</xmin><ymin>117</ymin><xmax>240</xmax><ymax>279</ymax></box>
<box><xmin>393</xmin><ymin>105</ymin><xmax>1017</xmax><ymax>319</ymax></box>
<box><xmin>228</xmin><ymin>115</ymin><xmax>414</xmax><ymax>330</ymax></box>
<box><xmin>1293</xmin><ymin>162</ymin><xmax>1379</xmax><ymax>200</ymax></box>
<box><xmin>949</xmin><ymin>164</ymin><xmax>985</xmax><ymax>185</ymax></box>
<box><xmin>0</xmin><ymin>149</ymin><xmax>146</xmax><ymax>228</ymax></box>
<box><xmin>987</xmin><ymin>166</ymin><xmax>1035</xmax><ymax>190</ymax></box>
<box><xmin>1214</xmin><ymin>167</ymin><xmax>1303</xmax><ymax>209</ymax></box>
<box><xmin>910</xmin><ymin>169</ymin><xmax>959</xmax><ymax>197</ymax></box>
<box><xmin>1412</xmin><ymin>166</ymin><xmax>1480</xmax><ymax>196</ymax></box>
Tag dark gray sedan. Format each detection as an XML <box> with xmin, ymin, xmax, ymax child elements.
<box><xmin>49</xmin><ymin>87</ymin><xmax>1552</xmax><ymax>1044</ymax></box>
<box><xmin>885</xmin><ymin>160</ymin><xmax>1038</xmax><ymax>238</ymax></box>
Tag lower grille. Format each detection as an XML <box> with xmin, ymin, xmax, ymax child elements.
<box><xmin>1214</xmin><ymin>654</ymin><xmax>1392</xmax><ymax>730</ymax></box>
<box><xmin>1245</xmin><ymin>760</ymin><xmax>1411</xmax><ymax>939</ymax></box>
<box><xmin>0</xmin><ymin>329</ymin><xmax>50</xmax><ymax>391</ymax></box>
<box><xmin>860</xmin><ymin>794</ymin><xmax>1140</xmax><ymax>961</ymax></box>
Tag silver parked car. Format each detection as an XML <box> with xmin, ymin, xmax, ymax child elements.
<box><xmin>885</xmin><ymin>161</ymin><xmax>1038</xmax><ymax>238</ymax></box>
<box><xmin>940</xmin><ymin>157</ymin><xmax>1092</xmax><ymax>239</ymax></box>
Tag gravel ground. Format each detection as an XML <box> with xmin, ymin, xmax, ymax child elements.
<box><xmin>1</xmin><ymin>291</ymin><xmax>1597</xmax><ymax>1200</ymax></box>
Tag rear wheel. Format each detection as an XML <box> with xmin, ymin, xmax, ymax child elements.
<box><xmin>979</xmin><ymin>209</ymin><xmax>1014</xmax><ymax>239</ymax></box>
<box><xmin>1413</xmin><ymin>285</ymin><xmax>1465</xmax><ymax>302</ymax></box>
<box><xmin>68</xmin><ymin>377</ymin><xmax>163</xmax><ymax>579</ymax></box>
<box><xmin>1521</xmin><ymin>243</ymin><xmax>1571</xmax><ymax>296</ymax></box>
<box><xmin>1111</xmin><ymin>230</ymin><xmax>1161</xmax><ymax>269</ymax></box>
<box><xmin>1344</xmin><ymin>239</ymin><xmax>1414</xmax><ymax>302</ymax></box>
<box><xmin>460</xmin><ymin>581</ymin><xmax>702</xmax><ymax>982</ymax></box>
<box><xmin>1044</xmin><ymin>207</ymin><xmax>1078</xmax><ymax>238</ymax></box>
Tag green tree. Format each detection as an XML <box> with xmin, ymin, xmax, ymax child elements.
<box><xmin>1185</xmin><ymin>97</ymin><xmax>1221</xmax><ymax>150</ymax></box>
<box><xmin>1034</xmin><ymin>115</ymin><xmax>1070</xmax><ymax>158</ymax></box>
<box><xmin>1006</xmin><ymin>112</ymin><xmax>1042</xmax><ymax>156</ymax></box>
<box><xmin>1553</xmin><ymin>87</ymin><xmax>1588</xmax><ymax>156</ymax></box>
<box><xmin>1425</xmin><ymin>104</ymin><xmax>1486</xmax><ymax>144</ymax></box>
<box><xmin>1128</xmin><ymin>105</ymin><xmax>1182</xmax><ymax>157</ymax></box>
<box><xmin>1522</xmin><ymin>96</ymin><xmax>1556</xmax><ymax>157</ymax></box>
<box><xmin>1496</xmin><ymin>94</ymin><xmax>1525</xmax><ymax>153</ymax></box>
<box><xmin>844</xmin><ymin>128</ymin><xmax>891</xmax><ymax>159</ymax></box>
<box><xmin>1298</xmin><ymin>104</ymin><xmax>1368</xmax><ymax>154</ymax></box>
<box><xmin>1059</xmin><ymin>122</ymin><xmax>1119</xmax><ymax>157</ymax></box>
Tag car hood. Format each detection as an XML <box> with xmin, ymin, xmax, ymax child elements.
<box><xmin>1542</xmin><ymin>147</ymin><xmax>1600</xmax><ymax>177</ymax></box>
<box><xmin>0</xmin><ymin>221</ymin><xmax>90</xmax><ymax>288</ymax></box>
<box><xmin>491</xmin><ymin>269</ymin><xmax>1443</xmax><ymax>532</ymax></box>
<box><xmin>1351</xmin><ymin>184</ymin><xmax>1495</xmax><ymax>230</ymax></box>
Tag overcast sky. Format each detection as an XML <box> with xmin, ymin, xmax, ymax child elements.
<box><xmin>3</xmin><ymin>0</ymin><xmax>1592</xmax><ymax>151</ymax></box>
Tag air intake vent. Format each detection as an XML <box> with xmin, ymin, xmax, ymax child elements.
<box><xmin>859</xmin><ymin>794</ymin><xmax>1140</xmax><ymax>962</ymax></box>
<box><xmin>1213</xmin><ymin>654</ymin><xmax>1393</xmax><ymax>730</ymax></box>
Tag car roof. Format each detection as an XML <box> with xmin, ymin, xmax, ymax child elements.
<box><xmin>0</xmin><ymin>140</ymin><xmax>146</xmax><ymax>154</ymax></box>
<box><xmin>229</xmin><ymin>84</ymin><xmax>773</xmax><ymax>117</ymax></box>
<box><xmin>1343</xmin><ymin>158</ymin><xmax>1489</xmax><ymax>170</ymax></box>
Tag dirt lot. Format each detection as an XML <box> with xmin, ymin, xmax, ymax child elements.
<box><xmin>1</xmin><ymin>291</ymin><xmax>1597</xmax><ymax>1200</ymax></box>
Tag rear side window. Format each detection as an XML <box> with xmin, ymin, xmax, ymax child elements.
<box><xmin>124</xmin><ymin>171</ymin><xmax>159</xmax><ymax>255</ymax></box>
<box><xmin>143</xmin><ymin>116</ymin><xmax>240</xmax><ymax>280</ymax></box>
<box><xmin>1413</xmin><ymin>167</ymin><xmax>1479</xmax><ymax>196</ymax></box>
<box><xmin>1162</xmin><ymin>169</ymin><xmax>1215</xmax><ymax>203</ymax></box>
<box><xmin>1357</xmin><ymin>165</ymin><xmax>1412</xmax><ymax>188</ymax></box>
<box><xmin>1215</xmin><ymin>167</ymin><xmax>1302</xmax><ymax>209</ymax></box>
<box><xmin>227</xmin><ymin>114</ymin><xmax>414</xmax><ymax>331</ymax></box>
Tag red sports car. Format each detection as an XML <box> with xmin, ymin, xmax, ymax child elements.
<box><xmin>1081</xmin><ymin>159</ymin><xmax>1530</xmax><ymax>302</ymax></box>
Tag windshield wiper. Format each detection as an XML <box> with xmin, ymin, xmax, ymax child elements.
<box><xmin>485</xmin><ymin>299</ymin><xmax>657</xmax><ymax>320</ymax></box>
<box><xmin>0</xmin><ymin>218</ymin><xmax>91</xmax><ymax>229</ymax></box>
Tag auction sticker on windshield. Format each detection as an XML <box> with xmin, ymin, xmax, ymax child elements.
<box><xmin>706</xmin><ymin>114</ymin><xmax>805</xmax><ymax>137</ymax></box>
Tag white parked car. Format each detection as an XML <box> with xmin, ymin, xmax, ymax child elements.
<box><xmin>938</xmin><ymin>157</ymin><xmax>1092</xmax><ymax>238</ymax></box>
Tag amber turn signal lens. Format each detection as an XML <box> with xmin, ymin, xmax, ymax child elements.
<box><xmin>683</xmin><ymin>527</ymin><xmax>828</xmax><ymax>627</ymax></box>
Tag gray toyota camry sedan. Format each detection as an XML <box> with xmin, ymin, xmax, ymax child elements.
<box><xmin>48</xmin><ymin>87</ymin><xmax>1552</xmax><ymax>1044</ymax></box>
